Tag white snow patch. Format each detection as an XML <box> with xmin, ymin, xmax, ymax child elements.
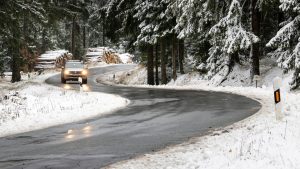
<box><xmin>96</xmin><ymin>65</ymin><xmax>147</xmax><ymax>85</ymax></box>
<box><xmin>118</xmin><ymin>53</ymin><xmax>134</xmax><ymax>64</ymax></box>
<box><xmin>0</xmin><ymin>70</ymin><xmax>129</xmax><ymax>137</ymax></box>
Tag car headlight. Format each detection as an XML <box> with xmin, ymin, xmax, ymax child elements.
<box><xmin>81</xmin><ymin>70</ymin><xmax>88</xmax><ymax>75</ymax></box>
<box><xmin>64</xmin><ymin>70</ymin><xmax>70</xmax><ymax>75</ymax></box>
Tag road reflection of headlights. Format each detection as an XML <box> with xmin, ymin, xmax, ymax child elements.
<box><xmin>82</xmin><ymin>85</ymin><xmax>90</xmax><ymax>91</ymax></box>
<box><xmin>82</xmin><ymin>125</ymin><xmax>92</xmax><ymax>133</ymax></box>
<box><xmin>64</xmin><ymin>84</ymin><xmax>71</xmax><ymax>90</ymax></box>
<box><xmin>65</xmin><ymin>134</ymin><xmax>75</xmax><ymax>139</ymax></box>
<box><xmin>65</xmin><ymin>129</ymin><xmax>75</xmax><ymax>139</ymax></box>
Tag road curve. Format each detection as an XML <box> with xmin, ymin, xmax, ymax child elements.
<box><xmin>0</xmin><ymin>65</ymin><xmax>261</xmax><ymax>169</ymax></box>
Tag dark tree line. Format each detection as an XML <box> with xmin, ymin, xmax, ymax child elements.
<box><xmin>103</xmin><ymin>0</ymin><xmax>299</xmax><ymax>88</ymax></box>
<box><xmin>0</xmin><ymin>0</ymin><xmax>107</xmax><ymax>82</ymax></box>
<box><xmin>1</xmin><ymin>0</ymin><xmax>300</xmax><ymax>89</ymax></box>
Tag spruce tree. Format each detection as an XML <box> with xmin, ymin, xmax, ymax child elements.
<box><xmin>267</xmin><ymin>0</ymin><xmax>300</xmax><ymax>89</ymax></box>
<box><xmin>206</xmin><ymin>0</ymin><xmax>259</xmax><ymax>84</ymax></box>
<box><xmin>0</xmin><ymin>0</ymin><xmax>45</xmax><ymax>82</ymax></box>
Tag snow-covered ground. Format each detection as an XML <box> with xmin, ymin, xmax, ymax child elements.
<box><xmin>102</xmin><ymin>62</ymin><xmax>300</xmax><ymax>169</ymax></box>
<box><xmin>0</xmin><ymin>70</ymin><xmax>129</xmax><ymax>138</ymax></box>
<box><xmin>96</xmin><ymin>65</ymin><xmax>147</xmax><ymax>85</ymax></box>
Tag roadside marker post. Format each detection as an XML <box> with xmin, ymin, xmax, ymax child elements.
<box><xmin>78</xmin><ymin>77</ymin><xmax>83</xmax><ymax>92</ymax></box>
<box><xmin>273</xmin><ymin>77</ymin><xmax>283</xmax><ymax>121</ymax></box>
<box><xmin>253</xmin><ymin>75</ymin><xmax>261</xmax><ymax>88</ymax></box>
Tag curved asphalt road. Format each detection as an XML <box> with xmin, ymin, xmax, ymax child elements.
<box><xmin>0</xmin><ymin>65</ymin><xmax>261</xmax><ymax>169</ymax></box>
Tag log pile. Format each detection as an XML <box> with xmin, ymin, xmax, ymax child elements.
<box><xmin>102</xmin><ymin>51</ymin><xmax>122</xmax><ymax>64</ymax></box>
<box><xmin>55</xmin><ymin>53</ymin><xmax>73</xmax><ymax>68</ymax></box>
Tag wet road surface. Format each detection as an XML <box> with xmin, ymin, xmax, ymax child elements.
<box><xmin>0</xmin><ymin>65</ymin><xmax>261</xmax><ymax>169</ymax></box>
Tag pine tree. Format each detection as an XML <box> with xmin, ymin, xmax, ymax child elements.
<box><xmin>250</xmin><ymin>0</ymin><xmax>261</xmax><ymax>80</ymax></box>
<box><xmin>134</xmin><ymin>0</ymin><xmax>176</xmax><ymax>84</ymax></box>
<box><xmin>174</xmin><ymin>0</ymin><xmax>216</xmax><ymax>67</ymax></box>
<box><xmin>89</xmin><ymin>0</ymin><xmax>108</xmax><ymax>47</ymax></box>
<box><xmin>0</xmin><ymin>0</ymin><xmax>45</xmax><ymax>82</ymax></box>
<box><xmin>267</xmin><ymin>0</ymin><xmax>300</xmax><ymax>89</ymax></box>
<box><xmin>206</xmin><ymin>0</ymin><xmax>259</xmax><ymax>84</ymax></box>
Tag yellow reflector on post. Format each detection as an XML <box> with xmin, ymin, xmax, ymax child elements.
<box><xmin>274</xmin><ymin>89</ymin><xmax>281</xmax><ymax>104</ymax></box>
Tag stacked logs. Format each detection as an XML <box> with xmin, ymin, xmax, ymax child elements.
<box><xmin>102</xmin><ymin>51</ymin><xmax>122</xmax><ymax>64</ymax></box>
<box><xmin>55</xmin><ymin>53</ymin><xmax>73</xmax><ymax>68</ymax></box>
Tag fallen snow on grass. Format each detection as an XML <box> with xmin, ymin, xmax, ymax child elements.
<box><xmin>96</xmin><ymin>65</ymin><xmax>146</xmax><ymax>85</ymax></box>
<box><xmin>0</xmin><ymin>72</ymin><xmax>129</xmax><ymax>138</ymax></box>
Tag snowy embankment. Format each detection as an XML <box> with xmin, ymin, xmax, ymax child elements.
<box><xmin>103</xmin><ymin>63</ymin><xmax>300</xmax><ymax>169</ymax></box>
<box><xmin>0</xmin><ymin>72</ymin><xmax>129</xmax><ymax>138</ymax></box>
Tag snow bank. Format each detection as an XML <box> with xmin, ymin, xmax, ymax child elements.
<box><xmin>0</xmin><ymin>72</ymin><xmax>129</xmax><ymax>138</ymax></box>
<box><xmin>119</xmin><ymin>53</ymin><xmax>134</xmax><ymax>64</ymax></box>
<box><xmin>96</xmin><ymin>65</ymin><xmax>147</xmax><ymax>85</ymax></box>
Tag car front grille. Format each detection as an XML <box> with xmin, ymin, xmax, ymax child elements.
<box><xmin>70</xmin><ymin>71</ymin><xmax>81</xmax><ymax>75</ymax></box>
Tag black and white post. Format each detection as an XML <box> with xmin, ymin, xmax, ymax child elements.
<box><xmin>273</xmin><ymin>77</ymin><xmax>283</xmax><ymax>121</ymax></box>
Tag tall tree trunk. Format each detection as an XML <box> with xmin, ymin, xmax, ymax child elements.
<box><xmin>102</xmin><ymin>17</ymin><xmax>106</xmax><ymax>46</ymax></box>
<box><xmin>172</xmin><ymin>34</ymin><xmax>177</xmax><ymax>81</ymax></box>
<box><xmin>71</xmin><ymin>15</ymin><xmax>76</xmax><ymax>58</ymax></box>
<box><xmin>22</xmin><ymin>5</ymin><xmax>29</xmax><ymax>72</ymax></box>
<box><xmin>147</xmin><ymin>45</ymin><xmax>154</xmax><ymax>85</ymax></box>
<box><xmin>250</xmin><ymin>0</ymin><xmax>261</xmax><ymax>81</ymax></box>
<box><xmin>178</xmin><ymin>39</ymin><xmax>184</xmax><ymax>74</ymax></box>
<box><xmin>23</xmin><ymin>5</ymin><xmax>29</xmax><ymax>43</ymax></box>
<box><xmin>83</xmin><ymin>24</ymin><xmax>86</xmax><ymax>49</ymax></box>
<box><xmin>155</xmin><ymin>44</ymin><xmax>159</xmax><ymax>85</ymax></box>
<box><xmin>102</xmin><ymin>24</ymin><xmax>105</xmax><ymax>46</ymax></box>
<box><xmin>160</xmin><ymin>38</ymin><xmax>167</xmax><ymax>84</ymax></box>
<box><xmin>101</xmin><ymin>1</ymin><xmax>106</xmax><ymax>47</ymax></box>
<box><xmin>11</xmin><ymin>52</ymin><xmax>21</xmax><ymax>83</ymax></box>
<box><xmin>11</xmin><ymin>30</ymin><xmax>21</xmax><ymax>83</ymax></box>
<box><xmin>41</xmin><ymin>28</ymin><xmax>47</xmax><ymax>53</ymax></box>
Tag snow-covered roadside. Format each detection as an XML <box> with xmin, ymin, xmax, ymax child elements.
<box><xmin>101</xmin><ymin>65</ymin><xmax>300</xmax><ymax>169</ymax></box>
<box><xmin>106</xmin><ymin>85</ymin><xmax>300</xmax><ymax>169</ymax></box>
<box><xmin>0</xmin><ymin>71</ymin><xmax>129</xmax><ymax>138</ymax></box>
<box><xmin>96</xmin><ymin>65</ymin><xmax>147</xmax><ymax>85</ymax></box>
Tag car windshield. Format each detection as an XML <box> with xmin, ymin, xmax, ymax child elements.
<box><xmin>65</xmin><ymin>62</ymin><xmax>83</xmax><ymax>68</ymax></box>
